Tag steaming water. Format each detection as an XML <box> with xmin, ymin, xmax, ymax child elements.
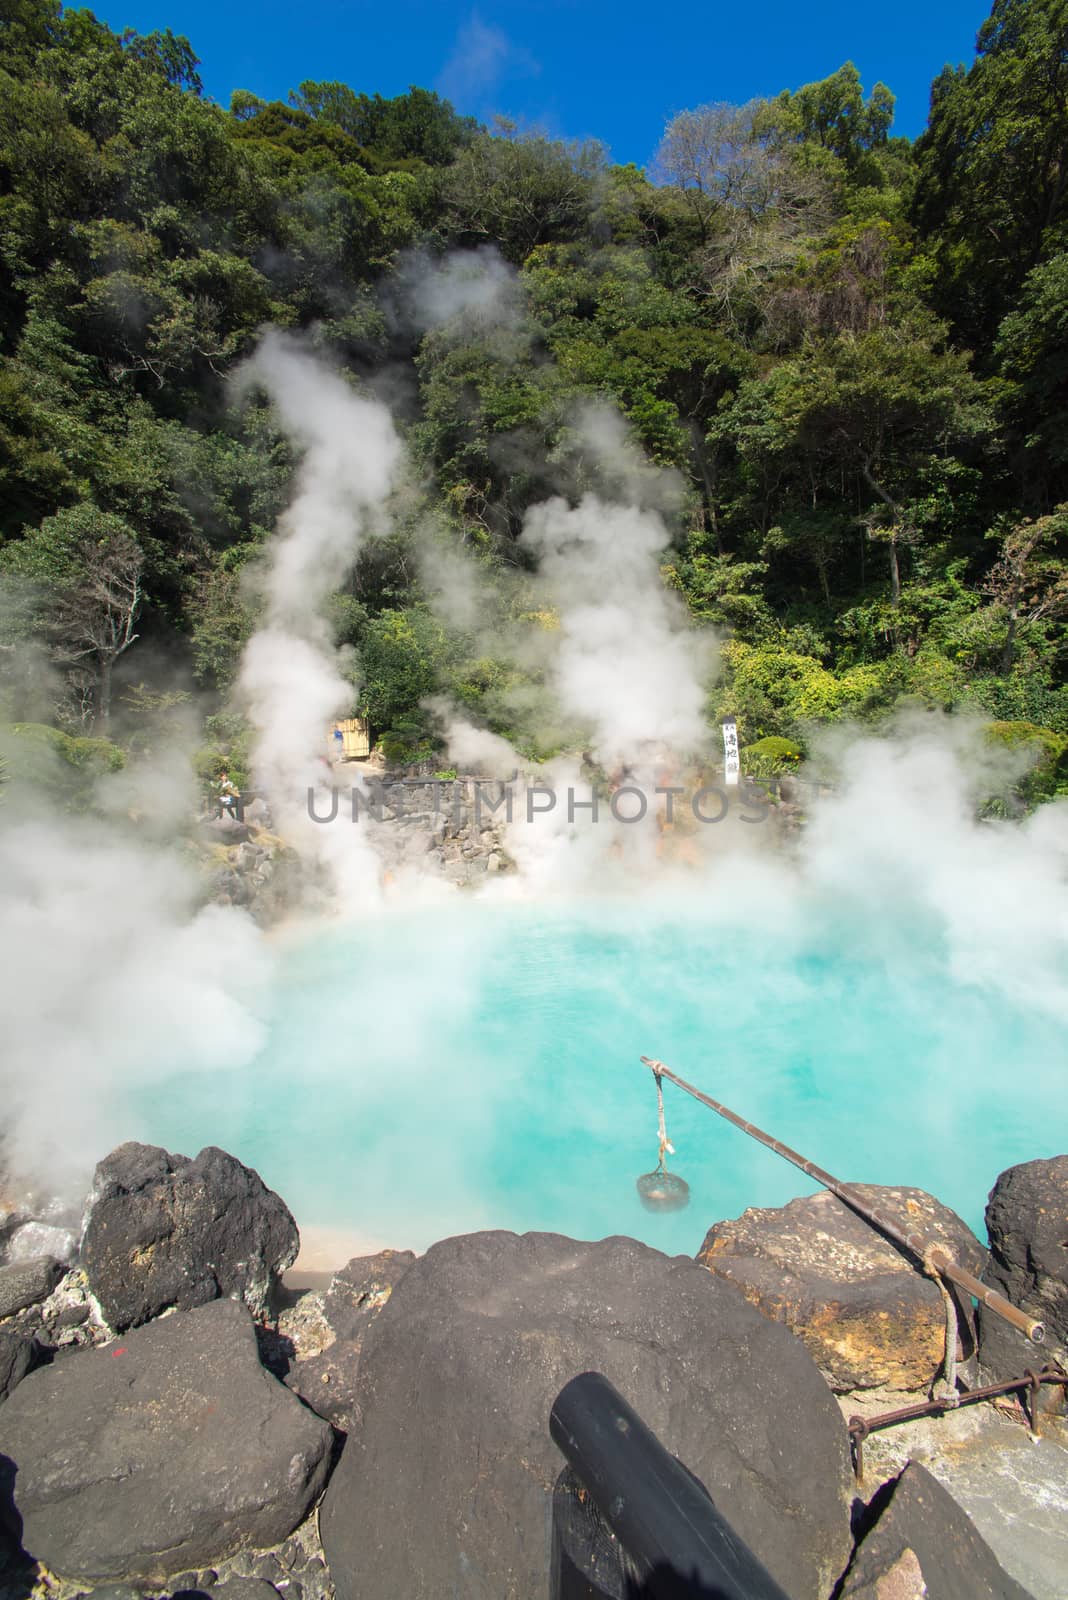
<box><xmin>139</xmin><ymin>893</ymin><xmax>1065</xmax><ymax>1255</ymax></box>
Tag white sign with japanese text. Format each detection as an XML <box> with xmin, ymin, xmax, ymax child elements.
<box><xmin>722</xmin><ymin>717</ymin><xmax>740</xmax><ymax>786</ymax></box>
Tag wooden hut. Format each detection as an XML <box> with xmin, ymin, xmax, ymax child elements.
<box><xmin>331</xmin><ymin>717</ymin><xmax>371</xmax><ymax>760</ymax></box>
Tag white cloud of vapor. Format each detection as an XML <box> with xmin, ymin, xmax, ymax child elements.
<box><xmin>392</xmin><ymin>246</ymin><xmax>523</xmax><ymax>337</ymax></box>
<box><xmin>437</xmin><ymin>15</ymin><xmax>539</xmax><ymax>110</ymax></box>
<box><xmin>521</xmin><ymin>493</ymin><xmax>713</xmax><ymax>770</ymax></box>
<box><xmin>235</xmin><ymin>331</ymin><xmax>404</xmax><ymax>903</ymax></box>
<box><xmin>0</xmin><ymin>817</ymin><xmax>268</xmax><ymax>1199</ymax></box>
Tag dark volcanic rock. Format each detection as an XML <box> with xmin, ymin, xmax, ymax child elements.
<box><xmin>979</xmin><ymin>1156</ymin><xmax>1068</xmax><ymax>1386</ymax></box>
<box><xmin>319</xmin><ymin>1230</ymin><xmax>853</xmax><ymax>1600</ymax></box>
<box><xmin>839</xmin><ymin>1461</ymin><xmax>1035</xmax><ymax>1599</ymax></box>
<box><xmin>0</xmin><ymin>1298</ymin><xmax>332</xmax><ymax>1582</ymax></box>
<box><xmin>283</xmin><ymin>1249</ymin><xmax>415</xmax><ymax>1430</ymax></box>
<box><xmin>0</xmin><ymin>1257</ymin><xmax>63</xmax><ymax>1321</ymax></box>
<box><xmin>81</xmin><ymin>1143</ymin><xmax>299</xmax><ymax>1331</ymax></box>
<box><xmin>0</xmin><ymin>1325</ymin><xmax>38</xmax><ymax>1401</ymax></box>
<box><xmin>210</xmin><ymin>1581</ymin><xmax>284</xmax><ymax>1600</ymax></box>
<box><xmin>79</xmin><ymin>1586</ymin><xmax>145</xmax><ymax>1600</ymax></box>
<box><xmin>202</xmin><ymin>815</ymin><xmax>251</xmax><ymax>846</ymax></box>
<box><xmin>697</xmin><ymin>1186</ymin><xmax>985</xmax><ymax>1393</ymax></box>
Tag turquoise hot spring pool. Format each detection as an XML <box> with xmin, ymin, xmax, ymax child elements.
<box><xmin>137</xmin><ymin>891</ymin><xmax>1067</xmax><ymax>1255</ymax></box>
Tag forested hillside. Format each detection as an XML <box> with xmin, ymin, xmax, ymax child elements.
<box><xmin>1</xmin><ymin>0</ymin><xmax>1066</xmax><ymax>797</ymax></box>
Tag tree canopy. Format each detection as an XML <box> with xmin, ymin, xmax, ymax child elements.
<box><xmin>0</xmin><ymin>0</ymin><xmax>1063</xmax><ymax>789</ymax></box>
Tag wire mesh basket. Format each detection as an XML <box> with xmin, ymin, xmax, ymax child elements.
<box><xmin>635</xmin><ymin>1169</ymin><xmax>691</xmax><ymax>1213</ymax></box>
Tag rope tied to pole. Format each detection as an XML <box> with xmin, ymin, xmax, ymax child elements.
<box><xmin>933</xmin><ymin>1277</ymin><xmax>961</xmax><ymax>1405</ymax></box>
<box><xmin>922</xmin><ymin>1242</ymin><xmax>961</xmax><ymax>1404</ymax></box>
<box><xmin>635</xmin><ymin>1069</ymin><xmax>690</xmax><ymax>1213</ymax></box>
<box><xmin>654</xmin><ymin>1070</ymin><xmax>674</xmax><ymax>1172</ymax></box>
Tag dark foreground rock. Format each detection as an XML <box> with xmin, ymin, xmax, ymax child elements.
<box><xmin>320</xmin><ymin>1230</ymin><xmax>853</xmax><ymax>1600</ymax></box>
<box><xmin>81</xmin><ymin>1143</ymin><xmax>299</xmax><ymax>1331</ymax></box>
<box><xmin>281</xmin><ymin>1249</ymin><xmax>416</xmax><ymax>1431</ymax></box>
<box><xmin>980</xmin><ymin>1156</ymin><xmax>1068</xmax><ymax>1387</ymax></box>
<box><xmin>697</xmin><ymin>1186</ymin><xmax>985</xmax><ymax>1393</ymax></box>
<box><xmin>840</xmin><ymin>1461</ymin><xmax>1035</xmax><ymax>1599</ymax></box>
<box><xmin>0</xmin><ymin>1257</ymin><xmax>63</xmax><ymax>1321</ymax></box>
<box><xmin>0</xmin><ymin>1326</ymin><xmax>38</xmax><ymax>1402</ymax></box>
<box><xmin>209</xmin><ymin>1580</ymin><xmax>283</xmax><ymax>1600</ymax></box>
<box><xmin>0</xmin><ymin>1298</ymin><xmax>332</xmax><ymax>1582</ymax></box>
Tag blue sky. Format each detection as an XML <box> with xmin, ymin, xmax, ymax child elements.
<box><xmin>90</xmin><ymin>0</ymin><xmax>990</xmax><ymax>166</ymax></box>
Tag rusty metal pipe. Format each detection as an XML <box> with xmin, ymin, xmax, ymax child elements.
<box><xmin>847</xmin><ymin>1367</ymin><xmax>1068</xmax><ymax>1476</ymax></box>
<box><xmin>849</xmin><ymin>1367</ymin><xmax>1068</xmax><ymax>1438</ymax></box>
<box><xmin>641</xmin><ymin>1057</ymin><xmax>1046</xmax><ymax>1345</ymax></box>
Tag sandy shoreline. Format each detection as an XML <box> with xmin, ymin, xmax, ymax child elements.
<box><xmin>285</xmin><ymin>1220</ymin><xmax>395</xmax><ymax>1289</ymax></box>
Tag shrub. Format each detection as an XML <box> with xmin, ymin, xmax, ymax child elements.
<box><xmin>0</xmin><ymin>722</ymin><xmax>125</xmax><ymax>809</ymax></box>
<box><xmin>718</xmin><ymin>641</ymin><xmax>899</xmax><ymax>740</ymax></box>
<box><xmin>902</xmin><ymin>649</ymin><xmax>968</xmax><ymax>709</ymax></box>
<box><xmin>192</xmin><ymin>742</ymin><xmax>250</xmax><ymax>792</ymax></box>
<box><xmin>377</xmin><ymin>713</ymin><xmax>437</xmax><ymax>768</ymax></box>
<box><xmin>358</xmin><ymin>607</ymin><xmax>460</xmax><ymax>730</ymax></box>
<box><xmin>741</xmin><ymin>736</ymin><xmax>804</xmax><ymax>778</ymax></box>
<box><xmin>982</xmin><ymin>720</ymin><xmax>1068</xmax><ymax>807</ymax></box>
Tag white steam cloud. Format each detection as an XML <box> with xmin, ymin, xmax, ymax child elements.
<box><xmin>236</xmin><ymin>332</ymin><xmax>404</xmax><ymax>904</ymax></box>
<box><xmin>0</xmin><ymin>816</ymin><xmax>268</xmax><ymax>1198</ymax></box>
<box><xmin>522</xmin><ymin>493</ymin><xmax>712</xmax><ymax>770</ymax></box>
<box><xmin>393</xmin><ymin>246</ymin><xmax>522</xmax><ymax>334</ymax></box>
<box><xmin>800</xmin><ymin>722</ymin><xmax>1068</xmax><ymax>1022</ymax></box>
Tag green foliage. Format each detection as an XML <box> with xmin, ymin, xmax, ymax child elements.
<box><xmin>2</xmin><ymin>502</ymin><xmax>136</xmax><ymax>585</ymax></box>
<box><xmin>435</xmin><ymin>131</ymin><xmax>603</xmax><ymax>263</ymax></box>
<box><xmin>0</xmin><ymin>5</ymin><xmax>1064</xmax><ymax>794</ymax></box>
<box><xmin>763</xmin><ymin>62</ymin><xmax>895</xmax><ymax>177</ymax></box>
<box><xmin>413</xmin><ymin>320</ymin><xmax>571</xmax><ymax>542</ymax></box>
<box><xmin>995</xmin><ymin>253</ymin><xmax>1068</xmax><ymax>498</ymax></box>
<box><xmin>718</xmin><ymin>639</ymin><xmax>899</xmax><ymax>741</ymax></box>
<box><xmin>523</xmin><ymin>244</ymin><xmax>751</xmax><ymax>469</ymax></box>
<box><xmin>740</xmin><ymin>735</ymin><xmax>804</xmax><ymax>777</ymax></box>
<box><xmin>0</xmin><ymin>719</ymin><xmax>124</xmax><ymax>809</ymax></box>
<box><xmin>377</xmin><ymin>722</ymin><xmax>436</xmax><ymax>766</ymax></box>
<box><xmin>288</xmin><ymin>82</ymin><xmax>477</xmax><ymax>166</ymax></box>
<box><xmin>3</xmin><ymin>721</ymin><xmax>125</xmax><ymax>771</ymax></box>
<box><xmin>357</xmin><ymin>606</ymin><xmax>462</xmax><ymax>744</ymax></box>
<box><xmin>982</xmin><ymin>719</ymin><xmax>1068</xmax><ymax>808</ymax></box>
<box><xmin>190</xmin><ymin>563</ymin><xmax>258</xmax><ymax>690</ymax></box>
<box><xmin>911</xmin><ymin>0</ymin><xmax>1068</xmax><ymax>343</ymax></box>
<box><xmin>193</xmin><ymin>741</ymin><xmax>249</xmax><ymax>793</ymax></box>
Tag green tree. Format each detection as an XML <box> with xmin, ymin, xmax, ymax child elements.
<box><xmin>436</xmin><ymin>131</ymin><xmax>603</xmax><ymax>263</ymax></box>
<box><xmin>763</xmin><ymin>63</ymin><xmax>895</xmax><ymax>174</ymax></box>
<box><xmin>995</xmin><ymin>252</ymin><xmax>1068</xmax><ymax>501</ymax></box>
<box><xmin>289</xmin><ymin>82</ymin><xmax>477</xmax><ymax>165</ymax></box>
<box><xmin>912</xmin><ymin>0</ymin><xmax>1068</xmax><ymax>344</ymax></box>
<box><xmin>983</xmin><ymin>508</ymin><xmax>1068</xmax><ymax>672</ymax></box>
<box><xmin>712</xmin><ymin>323</ymin><xmax>992</xmax><ymax>631</ymax></box>
<box><xmin>357</xmin><ymin>606</ymin><xmax>461</xmax><ymax>748</ymax></box>
<box><xmin>1</xmin><ymin>504</ymin><xmax>144</xmax><ymax>728</ymax></box>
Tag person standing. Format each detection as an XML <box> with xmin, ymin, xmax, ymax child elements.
<box><xmin>217</xmin><ymin>771</ymin><xmax>242</xmax><ymax>821</ymax></box>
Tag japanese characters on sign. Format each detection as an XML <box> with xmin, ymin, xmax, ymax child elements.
<box><xmin>722</xmin><ymin>717</ymin><xmax>740</xmax><ymax>787</ymax></box>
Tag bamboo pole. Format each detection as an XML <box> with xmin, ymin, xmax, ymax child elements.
<box><xmin>641</xmin><ymin>1056</ymin><xmax>1045</xmax><ymax>1345</ymax></box>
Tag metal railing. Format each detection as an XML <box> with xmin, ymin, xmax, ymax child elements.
<box><xmin>549</xmin><ymin>1372</ymin><xmax>790</xmax><ymax>1600</ymax></box>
